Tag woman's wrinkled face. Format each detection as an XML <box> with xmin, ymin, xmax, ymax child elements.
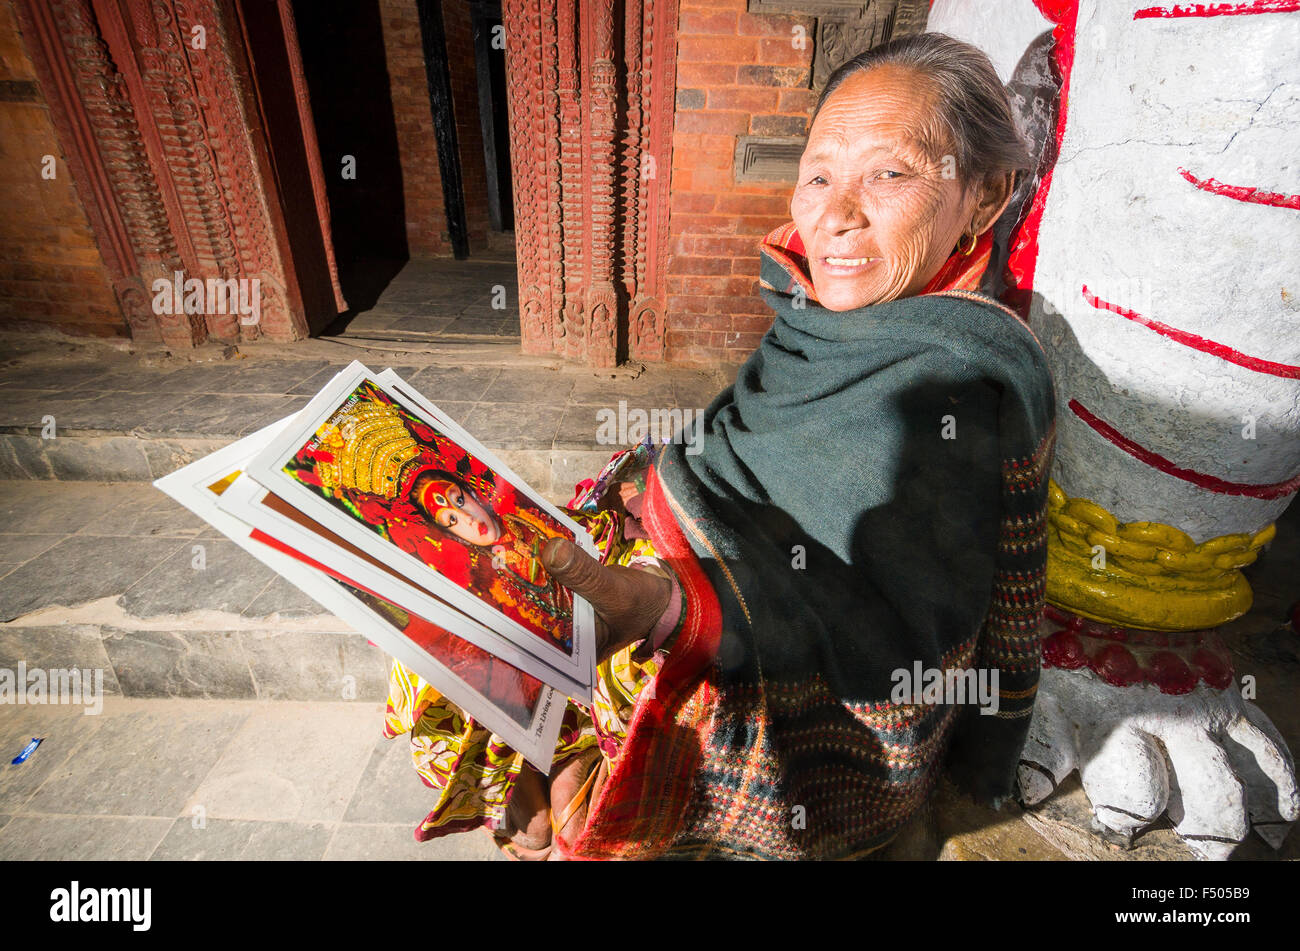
<box><xmin>790</xmin><ymin>65</ymin><xmax>979</xmax><ymax>311</ymax></box>
<box><xmin>432</xmin><ymin>484</ymin><xmax>501</xmax><ymax>545</ymax></box>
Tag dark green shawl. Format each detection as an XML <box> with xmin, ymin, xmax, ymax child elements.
<box><xmin>653</xmin><ymin>259</ymin><xmax>1055</xmax><ymax>858</ymax></box>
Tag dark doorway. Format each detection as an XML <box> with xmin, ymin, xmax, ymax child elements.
<box><xmin>471</xmin><ymin>0</ymin><xmax>513</xmax><ymax>232</ymax></box>
<box><xmin>289</xmin><ymin>0</ymin><xmax>520</xmax><ymax>347</ymax></box>
<box><xmin>234</xmin><ymin>0</ymin><xmax>342</xmax><ymax>334</ymax></box>
<box><xmin>291</xmin><ymin>0</ymin><xmax>408</xmax><ymax>320</ymax></box>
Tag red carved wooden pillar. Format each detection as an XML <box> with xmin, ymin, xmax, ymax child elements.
<box><xmin>622</xmin><ymin>0</ymin><xmax>643</xmax><ymax>312</ymax></box>
<box><xmin>557</xmin><ymin>0</ymin><xmax>584</xmax><ymax>359</ymax></box>
<box><xmin>537</xmin><ymin>1</ymin><xmax>561</xmax><ymax>350</ymax></box>
<box><xmin>502</xmin><ymin>0</ymin><xmax>677</xmax><ymax>364</ymax></box>
<box><xmin>627</xmin><ymin>0</ymin><xmax>674</xmax><ymax>362</ymax></box>
<box><xmin>583</xmin><ymin>0</ymin><xmax>618</xmax><ymax>368</ymax></box>
<box><xmin>13</xmin><ymin>0</ymin><xmax>341</xmax><ymax>346</ymax></box>
<box><xmin>14</xmin><ymin>0</ymin><xmax>184</xmax><ymax>345</ymax></box>
<box><xmin>504</xmin><ymin>0</ymin><xmax>553</xmax><ymax>355</ymax></box>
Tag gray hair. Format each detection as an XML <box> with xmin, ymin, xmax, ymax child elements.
<box><xmin>812</xmin><ymin>32</ymin><xmax>1032</xmax><ymax>190</ymax></box>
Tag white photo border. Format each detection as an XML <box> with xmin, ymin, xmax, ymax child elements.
<box><xmin>217</xmin><ymin>471</ymin><xmax>592</xmax><ymax>703</ymax></box>
<box><xmin>239</xmin><ymin>361</ymin><xmax>594</xmax><ymax>685</ymax></box>
<box><xmin>154</xmin><ymin>419</ymin><xmax>567</xmax><ymax>769</ymax></box>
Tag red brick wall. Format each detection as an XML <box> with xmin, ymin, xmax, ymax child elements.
<box><xmin>380</xmin><ymin>0</ymin><xmax>448</xmax><ymax>258</ymax></box>
<box><xmin>664</xmin><ymin>0</ymin><xmax>815</xmax><ymax>365</ymax></box>
<box><xmin>443</xmin><ymin>0</ymin><xmax>490</xmax><ymax>251</ymax></box>
<box><xmin>379</xmin><ymin>0</ymin><xmax>490</xmax><ymax>259</ymax></box>
<box><xmin>0</xmin><ymin>0</ymin><xmax>127</xmax><ymax>339</ymax></box>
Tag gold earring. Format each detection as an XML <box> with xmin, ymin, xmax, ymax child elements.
<box><xmin>959</xmin><ymin>232</ymin><xmax>978</xmax><ymax>256</ymax></box>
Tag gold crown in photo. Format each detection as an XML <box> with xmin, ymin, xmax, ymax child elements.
<box><xmin>316</xmin><ymin>400</ymin><xmax>421</xmax><ymax>499</ymax></box>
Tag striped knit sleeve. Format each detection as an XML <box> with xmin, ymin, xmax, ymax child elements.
<box><xmin>945</xmin><ymin>427</ymin><xmax>1054</xmax><ymax>801</ymax></box>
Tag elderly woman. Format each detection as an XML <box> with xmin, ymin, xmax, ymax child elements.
<box><xmin>382</xmin><ymin>32</ymin><xmax>1056</xmax><ymax>860</ymax></box>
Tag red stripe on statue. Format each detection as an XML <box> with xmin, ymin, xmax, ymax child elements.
<box><xmin>1134</xmin><ymin>1</ymin><xmax>1300</xmax><ymax>17</ymax></box>
<box><xmin>1068</xmin><ymin>399</ymin><xmax>1300</xmax><ymax>499</ymax></box>
<box><xmin>1082</xmin><ymin>285</ymin><xmax>1300</xmax><ymax>379</ymax></box>
<box><xmin>1178</xmin><ymin>167</ymin><xmax>1300</xmax><ymax>210</ymax></box>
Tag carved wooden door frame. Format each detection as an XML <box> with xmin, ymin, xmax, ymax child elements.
<box><xmin>13</xmin><ymin>0</ymin><xmax>342</xmax><ymax>346</ymax></box>
<box><xmin>502</xmin><ymin>0</ymin><xmax>678</xmax><ymax>365</ymax></box>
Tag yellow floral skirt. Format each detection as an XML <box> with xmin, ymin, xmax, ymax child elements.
<box><xmin>381</xmin><ymin>507</ymin><xmax>663</xmax><ymax>842</ymax></box>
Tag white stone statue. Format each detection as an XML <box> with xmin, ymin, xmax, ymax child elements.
<box><xmin>929</xmin><ymin>0</ymin><xmax>1300</xmax><ymax>859</ymax></box>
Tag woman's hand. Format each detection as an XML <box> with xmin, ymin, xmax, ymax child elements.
<box><xmin>616</xmin><ymin>481</ymin><xmax>642</xmax><ymax>515</ymax></box>
<box><xmin>541</xmin><ymin>537</ymin><xmax>672</xmax><ymax>662</ymax></box>
<box><xmin>595</xmin><ymin>480</ymin><xmax>642</xmax><ymax>517</ymax></box>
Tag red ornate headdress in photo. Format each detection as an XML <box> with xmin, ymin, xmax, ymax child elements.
<box><xmin>282</xmin><ymin>383</ymin><xmax>575</xmax><ymax>650</ymax></box>
<box><xmin>295</xmin><ymin>385</ymin><xmax>514</xmax><ymax>516</ymax></box>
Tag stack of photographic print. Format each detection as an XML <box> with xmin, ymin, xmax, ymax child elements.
<box><xmin>154</xmin><ymin>361</ymin><xmax>598</xmax><ymax>770</ymax></box>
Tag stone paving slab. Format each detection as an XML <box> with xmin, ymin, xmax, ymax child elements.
<box><xmin>157</xmin><ymin>359</ymin><xmax>332</xmax><ymax>396</ymax></box>
<box><xmin>0</xmin><ymin>816</ymin><xmax>175</xmax><ymax>861</ymax></box>
<box><xmin>0</xmin><ymin>698</ymin><xmax>502</xmax><ymax>860</ymax></box>
<box><xmin>0</xmin><ymin>480</ymin><xmax>146</xmax><ymax>534</ymax></box>
<box><xmin>238</xmin><ymin>628</ymin><xmax>389</xmax><ymax>702</ymax></box>
<box><xmin>460</xmin><ymin>401</ymin><xmax>565</xmax><ymax>450</ymax></box>
<box><xmin>101</xmin><ymin>628</ymin><xmax>259</xmax><ymax>701</ymax></box>
<box><xmin>405</xmin><ymin>364</ymin><xmax>502</xmax><ymax>402</ymax></box>
<box><xmin>0</xmin><ymin>624</ymin><xmax>123</xmax><ymax>697</ymax></box>
<box><xmin>323</xmin><ymin>822</ymin><xmax>501</xmax><ymax>861</ymax></box>
<box><xmin>0</xmin><ymin>702</ymin><xmax>99</xmax><ymax>811</ymax></box>
<box><xmin>41</xmin><ymin>434</ymin><xmax>158</xmax><ymax>481</ymax></box>
<box><xmin>183</xmin><ymin>702</ymin><xmax>379</xmax><ymax>823</ymax></box>
<box><xmin>480</xmin><ymin>367</ymin><xmax>574</xmax><ymax>405</ymax></box>
<box><xmin>557</xmin><ymin>404</ymin><xmax>612</xmax><ymax>450</ymax></box>
<box><xmin>117</xmin><ymin>538</ymin><xmax>278</xmax><ymax>618</ymax></box>
<box><xmin>147</xmin><ymin>394</ymin><xmax>313</xmax><ymax>440</ymax></box>
<box><xmin>19</xmin><ymin>703</ymin><xmax>250</xmax><ymax>819</ymax></box>
<box><xmin>441</xmin><ymin>318</ymin><xmax>516</xmax><ymax>338</ymax></box>
<box><xmin>61</xmin><ymin>389</ymin><xmax>205</xmax><ymax>431</ymax></box>
<box><xmin>343</xmin><ymin>731</ymin><xmax>447</xmax><ymax>826</ymax></box>
<box><xmin>241</xmin><ymin>574</ymin><xmax>337</xmax><ymax>620</ymax></box>
<box><xmin>0</xmin><ymin>363</ymin><xmax>114</xmax><ymax>391</ymax></box>
<box><xmin>0</xmin><ymin>533</ymin><xmax>64</xmax><ymax>567</ymax></box>
<box><xmin>0</xmin><ymin>535</ymin><xmax>188</xmax><ymax>622</ymax></box>
<box><xmin>78</xmin><ymin>485</ymin><xmax>210</xmax><ymax>538</ymax></box>
<box><xmin>149</xmin><ymin>817</ymin><xmax>335</xmax><ymax>861</ymax></box>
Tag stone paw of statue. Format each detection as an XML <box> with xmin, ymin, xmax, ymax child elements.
<box><xmin>1019</xmin><ymin>665</ymin><xmax>1299</xmax><ymax>860</ymax></box>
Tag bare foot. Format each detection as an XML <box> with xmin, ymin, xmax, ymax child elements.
<box><xmin>547</xmin><ymin>748</ymin><xmax>603</xmax><ymax>859</ymax></box>
<box><xmin>504</xmin><ymin>763</ymin><xmax>551</xmax><ymax>852</ymax></box>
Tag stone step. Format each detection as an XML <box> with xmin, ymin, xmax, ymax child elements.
<box><xmin>0</xmin><ymin>430</ymin><xmax>612</xmax><ymax>504</ymax></box>
<box><xmin>0</xmin><ymin>480</ymin><xmax>392</xmax><ymax>703</ymax></box>
<box><xmin>0</xmin><ymin>432</ymin><xmax>629</xmax><ymax>702</ymax></box>
<box><xmin>0</xmin><ymin>335</ymin><xmax>730</xmax><ymax>706</ymax></box>
<box><xmin>0</xmin><ymin>336</ymin><xmax>729</xmax><ymax>488</ymax></box>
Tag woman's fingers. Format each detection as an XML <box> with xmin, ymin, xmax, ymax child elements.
<box><xmin>541</xmin><ymin>536</ymin><xmax>606</xmax><ymax>593</ymax></box>
<box><xmin>542</xmin><ymin>537</ymin><xmax>672</xmax><ymax>660</ymax></box>
<box><xmin>617</xmin><ymin>482</ymin><xmax>645</xmax><ymax>518</ymax></box>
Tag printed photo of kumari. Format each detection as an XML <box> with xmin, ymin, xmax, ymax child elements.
<box><xmin>283</xmin><ymin>380</ymin><xmax>577</xmax><ymax>654</ymax></box>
